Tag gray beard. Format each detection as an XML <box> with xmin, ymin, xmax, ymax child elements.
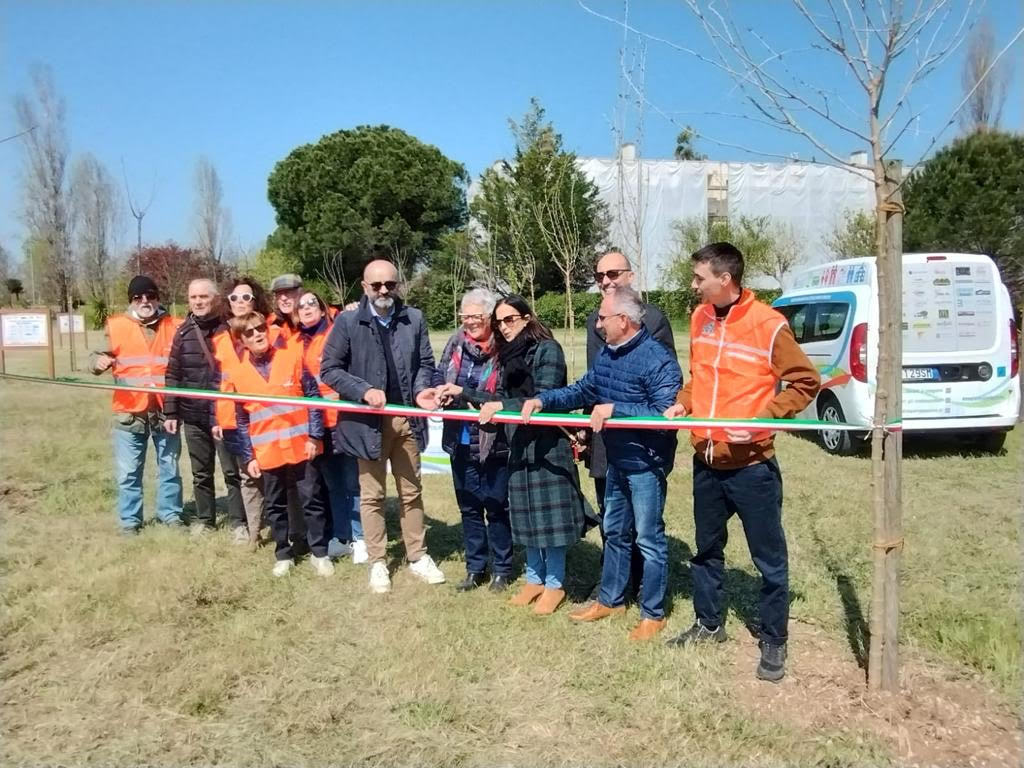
<box><xmin>372</xmin><ymin>296</ymin><xmax>395</xmax><ymax>313</ymax></box>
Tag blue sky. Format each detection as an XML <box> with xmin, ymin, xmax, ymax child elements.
<box><xmin>2</xmin><ymin>0</ymin><xmax>1021</xmax><ymax>260</ymax></box>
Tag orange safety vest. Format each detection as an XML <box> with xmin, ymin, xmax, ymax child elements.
<box><xmin>107</xmin><ymin>314</ymin><xmax>181</xmax><ymax>413</ymax></box>
<box><xmin>689</xmin><ymin>289</ymin><xmax>788</xmax><ymax>444</ymax></box>
<box><xmin>229</xmin><ymin>344</ymin><xmax>310</xmax><ymax>471</ymax></box>
<box><xmin>292</xmin><ymin>320</ymin><xmax>341</xmax><ymax>428</ymax></box>
<box><xmin>211</xmin><ymin>329</ymin><xmax>243</xmax><ymax>429</ymax></box>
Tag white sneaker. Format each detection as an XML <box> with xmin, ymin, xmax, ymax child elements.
<box><xmin>231</xmin><ymin>525</ymin><xmax>249</xmax><ymax>545</ymax></box>
<box><xmin>408</xmin><ymin>554</ymin><xmax>446</xmax><ymax>585</ymax></box>
<box><xmin>272</xmin><ymin>559</ymin><xmax>295</xmax><ymax>578</ymax></box>
<box><xmin>351</xmin><ymin>539</ymin><xmax>369</xmax><ymax>565</ymax></box>
<box><xmin>310</xmin><ymin>555</ymin><xmax>335</xmax><ymax>577</ymax></box>
<box><xmin>368</xmin><ymin>561</ymin><xmax>391</xmax><ymax>593</ymax></box>
<box><xmin>327</xmin><ymin>538</ymin><xmax>353</xmax><ymax>559</ymax></box>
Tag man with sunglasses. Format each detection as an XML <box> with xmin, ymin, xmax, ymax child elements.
<box><xmin>90</xmin><ymin>275</ymin><xmax>184</xmax><ymax>535</ymax></box>
<box><xmin>268</xmin><ymin>273</ymin><xmax>303</xmax><ymax>341</ymax></box>
<box><xmin>164</xmin><ymin>278</ymin><xmax>245</xmax><ymax>535</ymax></box>
<box><xmin>320</xmin><ymin>258</ymin><xmax>446</xmax><ymax>594</ymax></box>
<box><xmin>582</xmin><ymin>251</ymin><xmax>677</xmax><ymax>604</ymax></box>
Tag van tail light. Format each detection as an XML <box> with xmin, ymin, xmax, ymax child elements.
<box><xmin>850</xmin><ymin>322</ymin><xmax>869</xmax><ymax>383</ymax></box>
<box><xmin>1011</xmin><ymin>318</ymin><xmax>1020</xmax><ymax>378</ymax></box>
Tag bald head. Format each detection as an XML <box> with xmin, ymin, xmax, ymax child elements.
<box><xmin>188</xmin><ymin>278</ymin><xmax>218</xmax><ymax>318</ymax></box>
<box><xmin>362</xmin><ymin>259</ymin><xmax>401</xmax><ymax>315</ymax></box>
<box><xmin>595</xmin><ymin>251</ymin><xmax>634</xmax><ymax>296</ymax></box>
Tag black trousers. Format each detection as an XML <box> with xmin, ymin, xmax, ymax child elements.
<box><xmin>262</xmin><ymin>460</ymin><xmax>328</xmax><ymax>561</ymax></box>
<box><xmin>183</xmin><ymin>422</ymin><xmax>244</xmax><ymax>529</ymax></box>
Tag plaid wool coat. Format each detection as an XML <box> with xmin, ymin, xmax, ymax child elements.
<box><xmin>501</xmin><ymin>339</ymin><xmax>585</xmax><ymax>549</ymax></box>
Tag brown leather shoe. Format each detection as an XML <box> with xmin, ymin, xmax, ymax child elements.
<box><xmin>629</xmin><ymin>618</ymin><xmax>667</xmax><ymax>641</ymax></box>
<box><xmin>569</xmin><ymin>602</ymin><xmax>627</xmax><ymax>622</ymax></box>
<box><xmin>533</xmin><ymin>588</ymin><xmax>566</xmax><ymax>615</ymax></box>
<box><xmin>509</xmin><ymin>583</ymin><xmax>545</xmax><ymax>606</ymax></box>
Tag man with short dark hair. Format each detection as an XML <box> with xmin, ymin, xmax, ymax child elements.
<box><xmin>521</xmin><ymin>287</ymin><xmax>681</xmax><ymax>641</ymax></box>
<box><xmin>164</xmin><ymin>278</ymin><xmax>245</xmax><ymax>535</ymax></box>
<box><xmin>664</xmin><ymin>241</ymin><xmax>820</xmax><ymax>682</ymax></box>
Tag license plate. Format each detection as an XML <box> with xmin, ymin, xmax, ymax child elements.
<box><xmin>903</xmin><ymin>367</ymin><xmax>939</xmax><ymax>381</ymax></box>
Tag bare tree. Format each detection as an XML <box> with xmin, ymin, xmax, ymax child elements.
<box><xmin>582</xmin><ymin>0</ymin><xmax>1023</xmax><ymax>692</ymax></box>
<box><xmin>319</xmin><ymin>248</ymin><xmax>348</xmax><ymax>304</ymax></box>
<box><xmin>71</xmin><ymin>153</ymin><xmax>121</xmax><ymax>305</ymax></box>
<box><xmin>959</xmin><ymin>18</ymin><xmax>1012</xmax><ymax>134</ymax></box>
<box><xmin>15</xmin><ymin>65</ymin><xmax>73</xmax><ymax>311</ymax></box>
<box><xmin>194</xmin><ymin>156</ymin><xmax>233</xmax><ymax>281</ymax></box>
<box><xmin>122</xmin><ymin>159</ymin><xmax>156</xmax><ymax>275</ymax></box>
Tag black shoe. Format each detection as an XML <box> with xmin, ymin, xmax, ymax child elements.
<box><xmin>586</xmin><ymin>581</ymin><xmax>601</xmax><ymax>602</ymax></box>
<box><xmin>455</xmin><ymin>572</ymin><xmax>488</xmax><ymax>592</ymax></box>
<box><xmin>665</xmin><ymin>620</ymin><xmax>728</xmax><ymax>648</ymax></box>
<box><xmin>756</xmin><ymin>641</ymin><xmax>787</xmax><ymax>682</ymax></box>
<box><xmin>488</xmin><ymin>574</ymin><xmax>513</xmax><ymax>592</ymax></box>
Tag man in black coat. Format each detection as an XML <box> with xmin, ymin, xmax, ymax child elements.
<box><xmin>583</xmin><ymin>251</ymin><xmax>677</xmax><ymax>600</ymax></box>
<box><xmin>164</xmin><ymin>278</ymin><xmax>244</xmax><ymax>534</ymax></box>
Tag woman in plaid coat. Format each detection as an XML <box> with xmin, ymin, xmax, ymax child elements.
<box><xmin>477</xmin><ymin>295</ymin><xmax>585</xmax><ymax>616</ymax></box>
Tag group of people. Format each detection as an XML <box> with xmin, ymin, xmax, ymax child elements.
<box><xmin>90</xmin><ymin>243</ymin><xmax>820</xmax><ymax>682</ymax></box>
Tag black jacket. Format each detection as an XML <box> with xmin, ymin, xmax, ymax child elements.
<box><xmin>164</xmin><ymin>312</ymin><xmax>224</xmax><ymax>426</ymax></box>
<box><xmin>320</xmin><ymin>296</ymin><xmax>436</xmax><ymax>460</ymax></box>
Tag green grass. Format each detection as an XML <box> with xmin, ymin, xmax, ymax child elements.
<box><xmin>1</xmin><ymin>331</ymin><xmax>1021</xmax><ymax>767</ymax></box>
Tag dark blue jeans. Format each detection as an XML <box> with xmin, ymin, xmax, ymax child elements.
<box><xmin>320</xmin><ymin>434</ymin><xmax>363</xmax><ymax>542</ymax></box>
<box><xmin>599</xmin><ymin>465</ymin><xmax>669</xmax><ymax>620</ymax></box>
<box><xmin>451</xmin><ymin>446</ymin><xmax>513</xmax><ymax>576</ymax></box>
<box><xmin>691</xmin><ymin>456</ymin><xmax>788</xmax><ymax>643</ymax></box>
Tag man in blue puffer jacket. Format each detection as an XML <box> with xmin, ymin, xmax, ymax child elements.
<box><xmin>520</xmin><ymin>287</ymin><xmax>682</xmax><ymax>641</ymax></box>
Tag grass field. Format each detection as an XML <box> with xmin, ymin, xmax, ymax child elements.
<box><xmin>1</xmin><ymin>330</ymin><xmax>1021</xmax><ymax>767</ymax></box>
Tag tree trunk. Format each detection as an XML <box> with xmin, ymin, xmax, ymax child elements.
<box><xmin>564</xmin><ymin>270</ymin><xmax>575</xmax><ymax>374</ymax></box>
<box><xmin>868</xmin><ymin>159</ymin><xmax>904</xmax><ymax>692</ymax></box>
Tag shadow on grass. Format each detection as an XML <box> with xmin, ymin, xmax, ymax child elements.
<box><xmin>794</xmin><ymin>428</ymin><xmax>1010</xmax><ymax>460</ymax></box>
<box><xmin>811</xmin><ymin>527</ymin><xmax>869</xmax><ymax>672</ymax></box>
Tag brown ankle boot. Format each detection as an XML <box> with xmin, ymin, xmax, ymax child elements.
<box><xmin>628</xmin><ymin>618</ymin><xmax>667</xmax><ymax>641</ymax></box>
<box><xmin>569</xmin><ymin>602</ymin><xmax>626</xmax><ymax>622</ymax></box>
<box><xmin>533</xmin><ymin>588</ymin><xmax>566</xmax><ymax>615</ymax></box>
<box><xmin>509</xmin><ymin>583</ymin><xmax>545</xmax><ymax>606</ymax></box>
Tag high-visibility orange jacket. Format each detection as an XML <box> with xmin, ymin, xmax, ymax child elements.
<box><xmin>106</xmin><ymin>313</ymin><xmax>181</xmax><ymax>414</ymax></box>
<box><xmin>679</xmin><ymin>289</ymin><xmax>820</xmax><ymax>468</ymax></box>
<box><xmin>211</xmin><ymin>329</ymin><xmax>243</xmax><ymax>429</ymax></box>
<box><xmin>292</xmin><ymin>318</ymin><xmax>341</xmax><ymax>428</ymax></box>
<box><xmin>229</xmin><ymin>344</ymin><xmax>319</xmax><ymax>471</ymax></box>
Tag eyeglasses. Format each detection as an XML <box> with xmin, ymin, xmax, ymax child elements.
<box><xmin>367</xmin><ymin>280</ymin><xmax>399</xmax><ymax>292</ymax></box>
<box><xmin>597</xmin><ymin>312</ymin><xmax>626</xmax><ymax>322</ymax></box>
<box><xmin>594</xmin><ymin>269</ymin><xmax>629</xmax><ymax>283</ymax></box>
<box><xmin>496</xmin><ymin>314</ymin><xmax>524</xmax><ymax>327</ymax></box>
<box><xmin>459</xmin><ymin>313</ymin><xmax>486</xmax><ymax>324</ymax></box>
<box><xmin>298</xmin><ymin>297</ymin><xmax>320</xmax><ymax>309</ymax></box>
<box><xmin>131</xmin><ymin>292</ymin><xmax>158</xmax><ymax>302</ymax></box>
<box><xmin>241</xmin><ymin>323</ymin><xmax>268</xmax><ymax>338</ymax></box>
<box><xmin>229</xmin><ymin>293</ymin><xmax>254</xmax><ymax>303</ymax></box>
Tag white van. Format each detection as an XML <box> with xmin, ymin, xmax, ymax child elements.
<box><xmin>773</xmin><ymin>253</ymin><xmax>1020</xmax><ymax>454</ymax></box>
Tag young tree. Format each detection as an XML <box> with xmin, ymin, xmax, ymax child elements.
<box><xmin>959</xmin><ymin>18</ymin><xmax>1012</xmax><ymax>134</ymax></box>
<box><xmin>825</xmin><ymin>209</ymin><xmax>877</xmax><ymax>260</ymax></box>
<box><xmin>122</xmin><ymin>160</ymin><xmax>156</xmax><ymax>275</ymax></box>
<box><xmin>71</xmin><ymin>153</ymin><xmax>121</xmax><ymax>304</ymax></box>
<box><xmin>5</xmin><ymin>278</ymin><xmax>24</xmax><ymax>306</ymax></box>
<box><xmin>673</xmin><ymin>125</ymin><xmax>706</xmax><ymax>161</ymax></box>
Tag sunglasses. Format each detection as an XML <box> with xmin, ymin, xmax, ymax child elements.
<box><xmin>298</xmin><ymin>297</ymin><xmax>321</xmax><ymax>309</ymax></box>
<box><xmin>229</xmin><ymin>293</ymin><xmax>254</xmax><ymax>303</ymax></box>
<box><xmin>496</xmin><ymin>314</ymin><xmax>524</xmax><ymax>327</ymax></box>
<box><xmin>367</xmin><ymin>280</ymin><xmax>399</xmax><ymax>292</ymax></box>
<box><xmin>594</xmin><ymin>269</ymin><xmax>629</xmax><ymax>283</ymax></box>
<box><xmin>241</xmin><ymin>323</ymin><xmax>268</xmax><ymax>338</ymax></box>
<box><xmin>131</xmin><ymin>292</ymin><xmax>158</xmax><ymax>302</ymax></box>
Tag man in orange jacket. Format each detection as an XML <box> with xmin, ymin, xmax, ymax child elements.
<box><xmin>90</xmin><ymin>275</ymin><xmax>184</xmax><ymax>534</ymax></box>
<box><xmin>663</xmin><ymin>242</ymin><xmax>820</xmax><ymax>683</ymax></box>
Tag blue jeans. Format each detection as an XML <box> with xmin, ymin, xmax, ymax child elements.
<box><xmin>691</xmin><ymin>456</ymin><xmax>788</xmax><ymax>643</ymax></box>
<box><xmin>113</xmin><ymin>418</ymin><xmax>183</xmax><ymax>531</ymax></box>
<box><xmin>321</xmin><ymin>448</ymin><xmax>362</xmax><ymax>542</ymax></box>
<box><xmin>525</xmin><ymin>546</ymin><xmax>567</xmax><ymax>589</ymax></box>
<box><xmin>451</xmin><ymin>447</ymin><xmax>513</xmax><ymax>575</ymax></box>
<box><xmin>599</xmin><ymin>465</ymin><xmax>669</xmax><ymax>619</ymax></box>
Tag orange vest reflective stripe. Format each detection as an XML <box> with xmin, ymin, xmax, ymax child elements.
<box><xmin>295</xmin><ymin>320</ymin><xmax>340</xmax><ymax>428</ymax></box>
<box><xmin>230</xmin><ymin>345</ymin><xmax>309</xmax><ymax>471</ymax></box>
<box><xmin>689</xmin><ymin>290</ymin><xmax>787</xmax><ymax>444</ymax></box>
<box><xmin>211</xmin><ymin>329</ymin><xmax>243</xmax><ymax>429</ymax></box>
<box><xmin>107</xmin><ymin>314</ymin><xmax>181</xmax><ymax>413</ymax></box>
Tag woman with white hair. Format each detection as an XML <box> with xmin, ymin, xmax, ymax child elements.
<box><xmin>435</xmin><ymin>288</ymin><xmax>514</xmax><ymax>592</ymax></box>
